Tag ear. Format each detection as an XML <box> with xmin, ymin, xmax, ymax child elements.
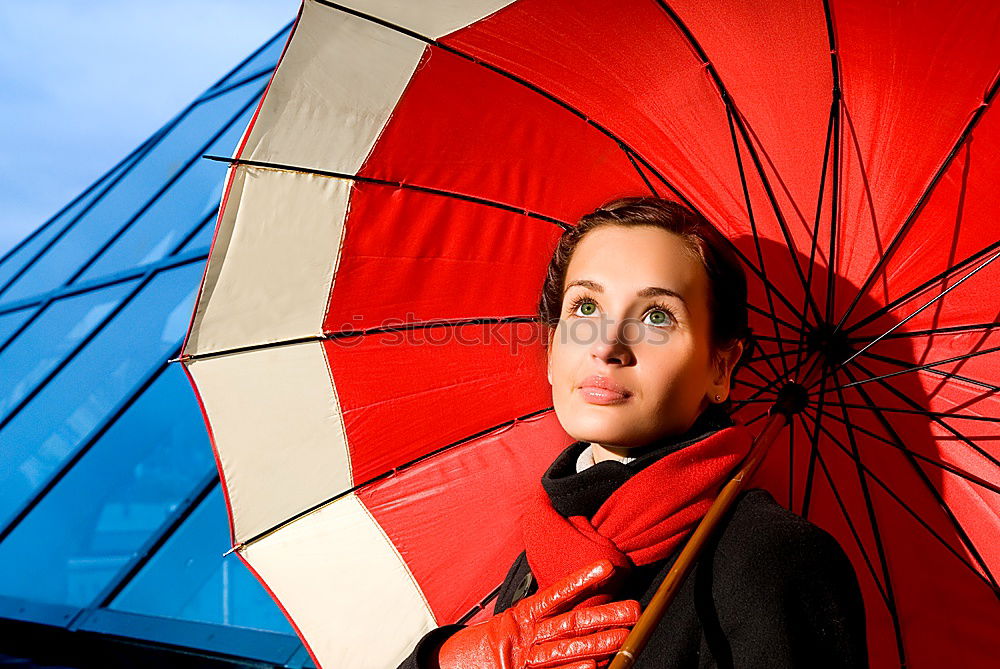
<box><xmin>710</xmin><ymin>339</ymin><xmax>744</xmax><ymax>402</ymax></box>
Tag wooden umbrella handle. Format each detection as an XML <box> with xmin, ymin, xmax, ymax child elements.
<box><xmin>608</xmin><ymin>410</ymin><xmax>789</xmax><ymax>669</ymax></box>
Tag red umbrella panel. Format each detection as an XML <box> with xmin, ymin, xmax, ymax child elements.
<box><xmin>178</xmin><ymin>1</ymin><xmax>1000</xmax><ymax>667</ymax></box>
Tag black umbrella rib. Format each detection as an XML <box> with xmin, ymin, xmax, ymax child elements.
<box><xmin>822</xmin><ymin>247</ymin><xmax>1000</xmax><ymax>378</ymax></box>
<box><xmin>800</xmin><ymin>405</ymin><xmax>997</xmax><ymax>593</ymax></box>
<box><xmin>818</xmin><ymin>345</ymin><xmax>1000</xmax><ymax>393</ymax></box>
<box><xmin>851</xmin><ymin>348</ymin><xmax>999</xmax><ymax>393</ymax></box>
<box><xmin>726</xmin><ymin>106</ymin><xmax>792</xmax><ymax>376</ymax></box>
<box><xmin>848</xmin><ymin>321</ymin><xmax>1000</xmax><ymax>343</ymax></box>
<box><xmin>834</xmin><ymin>75</ymin><xmax>1000</xmax><ymax>333</ymax></box>
<box><xmin>620</xmin><ymin>143</ymin><xmax>660</xmax><ymax>198</ymax></box>
<box><xmin>311</xmin><ymin>0</ymin><xmax>811</xmax><ymax>328</ymax></box>
<box><xmin>839</xmin><ymin>364</ymin><xmax>999</xmax><ymax>592</ymax></box>
<box><xmin>229</xmin><ymin>406</ymin><xmax>556</xmax><ymax>551</ymax></box>
<box><xmin>845</xmin><ymin>240</ymin><xmax>1000</xmax><ymax>336</ymax></box>
<box><xmin>799</xmin><ymin>374</ymin><xmax>829</xmax><ymax>520</ymax></box>
<box><xmin>803</xmin><ymin>393</ymin><xmax>902</xmax><ymax>669</ymax></box>
<box><xmin>809</xmin><ymin>404</ymin><xmax>1000</xmax><ymax>494</ymax></box>
<box><xmin>746</xmin><ymin>302</ymin><xmax>806</xmax><ymax>336</ymax></box>
<box><xmin>653</xmin><ymin>0</ymin><xmax>825</xmax><ymax>330</ymax></box>
<box><xmin>828</xmin><ymin>402</ymin><xmax>1000</xmax><ymax>424</ymax></box>
<box><xmin>849</xmin><ymin>357</ymin><xmax>999</xmax><ymax>470</ymax></box>
<box><xmin>203</xmin><ymin>155</ymin><xmax>571</xmax><ymax>230</ymax></box>
<box><xmin>832</xmin><ymin>370</ymin><xmax>916</xmax><ymax>669</ymax></box>
<box><xmin>456</xmin><ymin>583</ymin><xmax>503</xmax><ymax>625</ymax></box>
<box><xmin>731</xmin><ymin>353</ymin><xmax>813</xmax><ymax>413</ymax></box>
<box><xmin>793</xmin><ymin>414</ymin><xmax>892</xmax><ymax>608</ymax></box>
<box><xmin>174</xmin><ymin>316</ymin><xmax>543</xmax><ymax>363</ymax></box>
<box><xmin>310</xmin><ymin>0</ymin><xmax>690</xmax><ymax>214</ymax></box>
<box><xmin>821</xmin><ymin>0</ymin><xmax>845</xmax><ymax>330</ymax></box>
<box><xmin>797</xmin><ymin>96</ymin><xmax>839</xmax><ymax>373</ymax></box>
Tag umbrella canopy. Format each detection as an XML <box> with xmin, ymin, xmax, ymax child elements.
<box><xmin>178</xmin><ymin>1</ymin><xmax>1000</xmax><ymax>667</ymax></box>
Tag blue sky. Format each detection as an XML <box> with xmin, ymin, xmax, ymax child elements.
<box><xmin>0</xmin><ymin>1</ymin><xmax>300</xmax><ymax>257</ymax></box>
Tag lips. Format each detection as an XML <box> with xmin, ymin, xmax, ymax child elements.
<box><xmin>577</xmin><ymin>375</ymin><xmax>633</xmax><ymax>405</ymax></box>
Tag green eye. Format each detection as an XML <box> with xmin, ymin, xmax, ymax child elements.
<box><xmin>578</xmin><ymin>301</ymin><xmax>596</xmax><ymax>316</ymax></box>
<box><xmin>644</xmin><ymin>306</ymin><xmax>675</xmax><ymax>327</ymax></box>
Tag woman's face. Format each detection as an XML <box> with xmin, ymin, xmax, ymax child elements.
<box><xmin>547</xmin><ymin>225</ymin><xmax>737</xmax><ymax>450</ymax></box>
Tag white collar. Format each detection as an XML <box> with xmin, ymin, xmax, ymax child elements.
<box><xmin>575</xmin><ymin>444</ymin><xmax>637</xmax><ymax>473</ymax></box>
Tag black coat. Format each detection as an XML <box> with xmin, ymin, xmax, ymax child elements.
<box><xmin>397</xmin><ymin>415</ymin><xmax>869</xmax><ymax>668</ymax></box>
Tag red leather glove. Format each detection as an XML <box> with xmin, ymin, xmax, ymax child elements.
<box><xmin>434</xmin><ymin>559</ymin><xmax>640</xmax><ymax>669</ymax></box>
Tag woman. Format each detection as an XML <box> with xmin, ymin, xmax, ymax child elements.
<box><xmin>397</xmin><ymin>197</ymin><xmax>868</xmax><ymax>668</ymax></box>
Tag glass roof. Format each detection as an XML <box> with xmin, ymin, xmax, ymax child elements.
<box><xmin>0</xmin><ymin>21</ymin><xmax>308</xmax><ymax>667</ymax></box>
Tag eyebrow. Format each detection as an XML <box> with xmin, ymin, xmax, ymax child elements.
<box><xmin>563</xmin><ymin>279</ymin><xmax>688</xmax><ymax>307</ymax></box>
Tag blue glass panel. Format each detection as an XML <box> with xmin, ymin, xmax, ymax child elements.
<box><xmin>0</xmin><ymin>308</ymin><xmax>34</xmax><ymax>346</ymax></box>
<box><xmin>0</xmin><ymin>157</ymin><xmax>134</xmax><ymax>303</ymax></box>
<box><xmin>76</xmin><ymin>98</ymin><xmax>260</xmax><ymax>283</ymax></box>
<box><xmin>211</xmin><ymin>25</ymin><xmax>289</xmax><ymax>92</ymax></box>
<box><xmin>0</xmin><ymin>365</ymin><xmax>215</xmax><ymax>607</ymax></box>
<box><xmin>0</xmin><ymin>280</ymin><xmax>139</xmax><ymax>421</ymax></box>
<box><xmin>179</xmin><ymin>214</ymin><xmax>220</xmax><ymax>255</ymax></box>
<box><xmin>111</xmin><ymin>486</ymin><xmax>295</xmax><ymax>635</ymax></box>
<box><xmin>1</xmin><ymin>81</ymin><xmax>264</xmax><ymax>304</ymax></box>
<box><xmin>0</xmin><ymin>261</ymin><xmax>205</xmax><ymax>524</ymax></box>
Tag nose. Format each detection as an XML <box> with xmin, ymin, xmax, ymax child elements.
<box><xmin>590</xmin><ymin>320</ymin><xmax>634</xmax><ymax>366</ymax></box>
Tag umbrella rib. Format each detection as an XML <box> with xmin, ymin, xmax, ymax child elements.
<box><xmin>796</xmin><ymin>97</ymin><xmax>838</xmax><ymax>373</ymax></box>
<box><xmin>310</xmin><ymin>0</ymin><xmax>813</xmax><ymax>328</ymax></box>
<box><xmin>852</xmin><ymin>348</ymin><xmax>1000</xmax><ymax>394</ymax></box>
<box><xmin>793</xmin><ymin>414</ymin><xmax>892</xmax><ymax>608</ymax></box>
<box><xmin>838</xmin><ymin>364</ymin><xmax>1000</xmax><ymax>591</ymax></box>
<box><xmin>848</xmin><ymin>357</ymin><xmax>999</xmax><ymax>471</ymax></box>
<box><xmin>845</xmin><ymin>240</ymin><xmax>1000</xmax><ymax>336</ymax></box>
<box><xmin>800</xmin><ymin>404</ymin><xmax>997</xmax><ymax>593</ymax></box>
<box><xmin>725</xmin><ymin>105</ymin><xmax>792</xmax><ymax>376</ymax></box>
<box><xmin>653</xmin><ymin>0</ymin><xmax>825</xmax><ymax>329</ymax></box>
<box><xmin>620</xmin><ymin>143</ymin><xmax>661</xmax><ymax>197</ymax></box>
<box><xmin>826</xmin><ymin>374</ymin><xmax>908</xmax><ymax>666</ymax></box>
<box><xmin>816</xmin><ymin>346</ymin><xmax>1000</xmax><ymax>393</ymax></box>
<box><xmin>848</xmin><ymin>321</ymin><xmax>1000</xmax><ymax>342</ymax></box>
<box><xmin>833</xmin><ymin>75</ymin><xmax>1000</xmax><ymax>333</ymax></box>
<box><xmin>745</xmin><ymin>347</ymin><xmax>799</xmax><ymax>367</ymax></box>
<box><xmin>456</xmin><ymin>582</ymin><xmax>504</xmax><ymax>625</ymax></box>
<box><xmin>309</xmin><ymin>0</ymin><xmax>697</xmax><ymax>213</ymax></box>
<box><xmin>799</xmin><ymin>373</ymin><xmax>829</xmax><ymax>519</ymax></box>
<box><xmin>746</xmin><ymin>302</ymin><xmax>806</xmax><ymax>336</ymax></box>
<box><xmin>822</xmin><ymin>247</ymin><xmax>1000</xmax><ymax>376</ymax></box>
<box><xmin>810</xmin><ymin>404</ymin><xmax>1000</xmax><ymax>495</ymax></box>
<box><xmin>741</xmin><ymin>361</ymin><xmax>777</xmax><ymax>389</ymax></box>
<box><xmin>203</xmin><ymin>155</ymin><xmax>571</xmax><ymax>230</ymax></box>
<box><xmin>229</xmin><ymin>406</ymin><xmax>556</xmax><ymax>552</ymax></box>
<box><xmin>787</xmin><ymin>414</ymin><xmax>795</xmax><ymax>510</ymax></box>
<box><xmin>820</xmin><ymin>0</ymin><xmax>844</xmax><ymax>330</ymax></box>
<box><xmin>824</xmin><ymin>402</ymin><xmax>1000</xmax><ymax>424</ymax></box>
<box><xmin>173</xmin><ymin>316</ymin><xmax>544</xmax><ymax>363</ymax></box>
<box><xmin>731</xmin><ymin>354</ymin><xmax>812</xmax><ymax>413</ymax></box>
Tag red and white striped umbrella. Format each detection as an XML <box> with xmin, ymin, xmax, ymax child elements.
<box><xmin>178</xmin><ymin>1</ymin><xmax>1000</xmax><ymax>667</ymax></box>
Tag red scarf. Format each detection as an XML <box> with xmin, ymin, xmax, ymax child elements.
<box><xmin>522</xmin><ymin>425</ymin><xmax>752</xmax><ymax>607</ymax></box>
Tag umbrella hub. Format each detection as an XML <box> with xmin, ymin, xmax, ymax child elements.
<box><xmin>771</xmin><ymin>381</ymin><xmax>810</xmax><ymax>416</ymax></box>
<box><xmin>804</xmin><ymin>322</ymin><xmax>854</xmax><ymax>368</ymax></box>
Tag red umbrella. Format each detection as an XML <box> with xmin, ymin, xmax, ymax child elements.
<box><xmin>177</xmin><ymin>0</ymin><xmax>999</xmax><ymax>667</ymax></box>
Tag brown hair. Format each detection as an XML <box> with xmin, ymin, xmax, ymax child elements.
<box><xmin>538</xmin><ymin>197</ymin><xmax>754</xmax><ymax>402</ymax></box>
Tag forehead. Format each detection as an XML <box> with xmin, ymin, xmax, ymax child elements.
<box><xmin>565</xmin><ymin>225</ymin><xmax>708</xmax><ymax>303</ymax></box>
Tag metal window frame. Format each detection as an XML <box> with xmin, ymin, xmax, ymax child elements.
<box><xmin>0</xmin><ymin>50</ymin><xmax>277</xmax><ymax>305</ymax></box>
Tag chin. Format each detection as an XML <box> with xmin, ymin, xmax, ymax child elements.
<box><xmin>555</xmin><ymin>407</ymin><xmax>645</xmax><ymax>447</ymax></box>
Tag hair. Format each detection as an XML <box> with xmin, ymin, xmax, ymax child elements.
<box><xmin>537</xmin><ymin>196</ymin><xmax>755</xmax><ymax>409</ymax></box>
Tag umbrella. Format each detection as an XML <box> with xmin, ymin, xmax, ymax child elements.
<box><xmin>175</xmin><ymin>0</ymin><xmax>1000</xmax><ymax>667</ymax></box>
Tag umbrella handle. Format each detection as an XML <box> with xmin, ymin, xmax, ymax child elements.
<box><xmin>608</xmin><ymin>409</ymin><xmax>790</xmax><ymax>669</ymax></box>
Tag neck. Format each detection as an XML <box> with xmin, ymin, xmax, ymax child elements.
<box><xmin>590</xmin><ymin>442</ymin><xmax>633</xmax><ymax>464</ymax></box>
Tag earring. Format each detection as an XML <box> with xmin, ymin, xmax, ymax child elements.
<box><xmin>715</xmin><ymin>394</ymin><xmax>721</xmax><ymax>402</ymax></box>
